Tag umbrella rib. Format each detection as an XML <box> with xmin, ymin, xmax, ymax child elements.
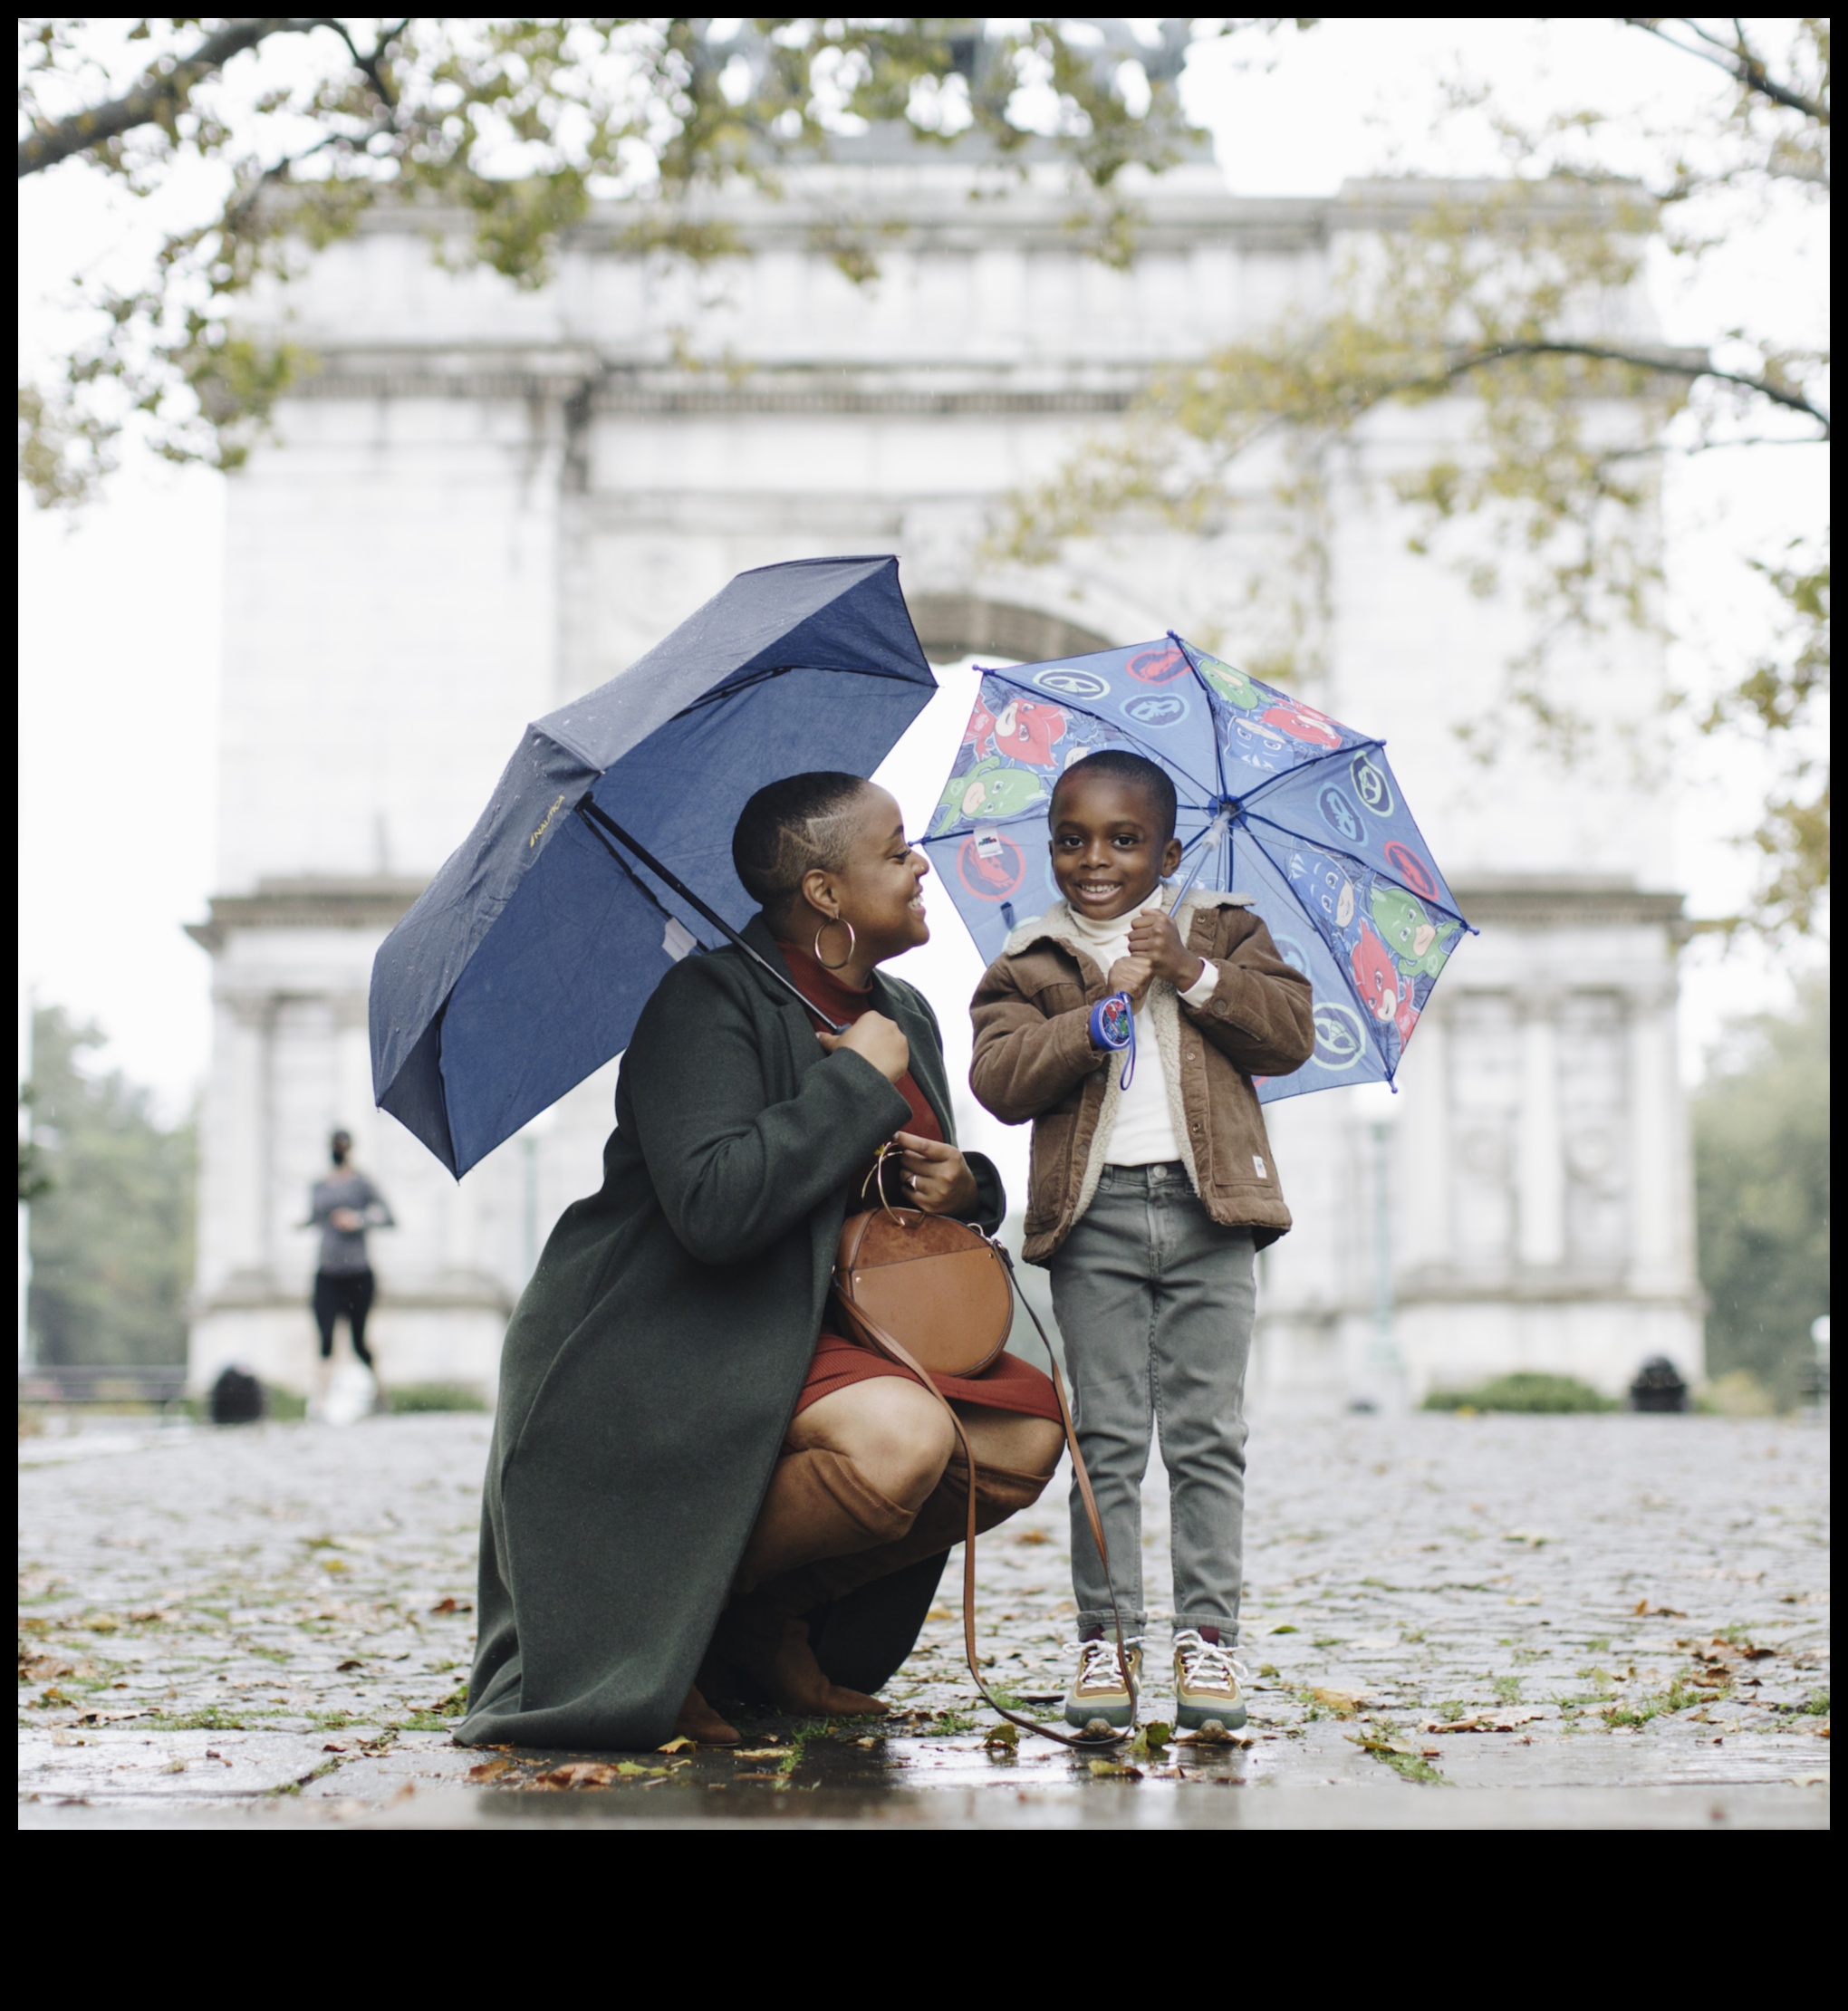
<box><xmin>1240</xmin><ymin>806</ymin><xmax>1469</xmax><ymax>927</ymax></box>
<box><xmin>1261</xmin><ymin>840</ymin><xmax>1397</xmax><ymax>1082</ymax></box>
<box><xmin>670</xmin><ymin>662</ymin><xmax>928</xmax><ymax>720</ymax></box>
<box><xmin>575</xmin><ymin>801</ymin><xmax>845</xmax><ymax>1034</ymax></box>
<box><xmin>1166</xmin><ymin>632</ymin><xmax>1230</xmax><ymax>807</ymax></box>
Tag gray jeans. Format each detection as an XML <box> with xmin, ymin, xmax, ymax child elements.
<box><xmin>1048</xmin><ymin>1163</ymin><xmax>1256</xmax><ymax>1641</ymax></box>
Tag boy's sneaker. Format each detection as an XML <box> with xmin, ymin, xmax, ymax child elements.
<box><xmin>1062</xmin><ymin>1633</ymin><xmax>1143</xmax><ymax>1730</ymax></box>
<box><xmin>1173</xmin><ymin>1627</ymin><xmax>1247</xmax><ymax>1731</ymax></box>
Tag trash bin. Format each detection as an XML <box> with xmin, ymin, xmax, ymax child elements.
<box><xmin>1628</xmin><ymin>1355</ymin><xmax>1688</xmax><ymax>1413</ymax></box>
<box><xmin>209</xmin><ymin>1365</ymin><xmax>266</xmax><ymax>1425</ymax></box>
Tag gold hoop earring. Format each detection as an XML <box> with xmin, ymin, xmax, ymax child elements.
<box><xmin>813</xmin><ymin>917</ymin><xmax>856</xmax><ymax>970</ymax></box>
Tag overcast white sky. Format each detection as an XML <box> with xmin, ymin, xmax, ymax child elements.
<box><xmin>18</xmin><ymin>18</ymin><xmax>1828</xmax><ymax>1118</ymax></box>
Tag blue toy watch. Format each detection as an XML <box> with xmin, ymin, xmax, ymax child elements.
<box><xmin>1089</xmin><ymin>992</ymin><xmax>1136</xmax><ymax>1090</ymax></box>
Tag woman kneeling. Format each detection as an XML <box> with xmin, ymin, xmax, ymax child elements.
<box><xmin>459</xmin><ymin>772</ymin><xmax>1062</xmax><ymax>1752</ymax></box>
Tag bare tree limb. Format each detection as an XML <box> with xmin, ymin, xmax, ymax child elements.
<box><xmin>1450</xmin><ymin>339</ymin><xmax>1831</xmax><ymax>435</ymax></box>
<box><xmin>1620</xmin><ymin>18</ymin><xmax>1831</xmax><ymax>124</ymax></box>
<box><xmin>18</xmin><ymin>18</ymin><xmax>333</xmax><ymax>178</ymax></box>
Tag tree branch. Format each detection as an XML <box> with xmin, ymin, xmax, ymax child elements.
<box><xmin>1449</xmin><ymin>340</ymin><xmax>1831</xmax><ymax>436</ymax></box>
<box><xmin>1620</xmin><ymin>18</ymin><xmax>1831</xmax><ymax>124</ymax></box>
<box><xmin>18</xmin><ymin>18</ymin><xmax>332</xmax><ymax>178</ymax></box>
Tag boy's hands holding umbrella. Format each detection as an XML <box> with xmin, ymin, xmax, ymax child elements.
<box><xmin>1126</xmin><ymin>908</ymin><xmax>1207</xmax><ymax>994</ymax></box>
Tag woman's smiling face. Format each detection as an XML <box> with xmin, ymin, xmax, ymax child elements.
<box><xmin>811</xmin><ymin>784</ymin><xmax>930</xmax><ymax>961</ymax></box>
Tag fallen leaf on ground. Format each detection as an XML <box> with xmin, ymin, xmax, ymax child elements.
<box><xmin>336</xmin><ymin>1658</ymin><xmax>365</xmax><ymax>1671</ymax></box>
<box><xmin>1174</xmin><ymin>1726</ymin><xmax>1253</xmax><ymax>1747</ymax></box>
<box><xmin>982</xmin><ymin>1724</ymin><xmax>1019</xmax><ymax>1750</ymax></box>
<box><xmin>534</xmin><ymin>1761</ymin><xmax>620</xmax><ymax>1788</ymax></box>
<box><xmin>322</xmin><ymin>1741</ymin><xmax>352</xmax><ymax>1754</ymax></box>
<box><xmin>1351</xmin><ymin>1733</ymin><xmax>1420</xmax><ymax>1757</ymax></box>
<box><xmin>1270</xmin><ymin>1623</ymin><xmax>1299</xmax><ymax>1634</ymax></box>
<box><xmin>429</xmin><ymin>1596</ymin><xmax>473</xmax><ymax>1615</ymax></box>
<box><xmin>467</xmin><ymin>1757</ymin><xmax>514</xmax><ymax>1783</ymax></box>
<box><xmin>656</xmin><ymin>1735</ymin><xmax>696</xmax><ymax>1754</ymax></box>
<box><xmin>1633</xmin><ymin>1600</ymin><xmax>1685</xmax><ymax>1617</ymax></box>
<box><xmin>1310</xmin><ymin>1686</ymin><xmax>1371</xmax><ymax>1716</ymax></box>
<box><xmin>728</xmin><ymin>1748</ymin><xmax>790</xmax><ymax>1761</ymax></box>
<box><xmin>1502</xmin><ymin>1531</ymin><xmax>1552</xmax><ymax>1547</ymax></box>
<box><xmin>1087</xmin><ymin>1758</ymin><xmax>1143</xmax><ymax>1779</ymax></box>
<box><xmin>1421</xmin><ymin>1710</ymin><xmax>1540</xmax><ymax>1734</ymax></box>
<box><xmin>733</xmin><ymin>1772</ymin><xmax>785</xmax><ymax>1783</ymax></box>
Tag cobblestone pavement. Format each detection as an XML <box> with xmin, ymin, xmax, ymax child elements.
<box><xmin>19</xmin><ymin>1410</ymin><xmax>1830</xmax><ymax>1828</ymax></box>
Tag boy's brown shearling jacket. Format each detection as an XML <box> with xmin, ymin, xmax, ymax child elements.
<box><xmin>970</xmin><ymin>890</ymin><xmax>1316</xmax><ymax>1264</ymax></box>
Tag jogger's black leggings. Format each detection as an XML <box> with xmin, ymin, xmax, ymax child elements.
<box><xmin>313</xmin><ymin>1269</ymin><xmax>375</xmax><ymax>1366</ymax></box>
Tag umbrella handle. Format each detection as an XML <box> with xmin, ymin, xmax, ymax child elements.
<box><xmin>575</xmin><ymin>800</ymin><xmax>847</xmax><ymax>1035</ymax></box>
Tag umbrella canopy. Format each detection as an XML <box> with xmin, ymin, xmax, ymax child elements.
<box><xmin>371</xmin><ymin>555</ymin><xmax>935</xmax><ymax>1176</ymax></box>
<box><xmin>922</xmin><ymin>635</ymin><xmax>1472</xmax><ymax>1102</ymax></box>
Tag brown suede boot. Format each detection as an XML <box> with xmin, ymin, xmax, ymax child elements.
<box><xmin>760</xmin><ymin>1458</ymin><xmax>1052</xmax><ymax>1619</ymax></box>
<box><xmin>732</xmin><ymin>1448</ymin><xmax>917</xmax><ymax>1596</ymax></box>
<box><xmin>707</xmin><ymin>1602</ymin><xmax>890</xmax><ymax>1717</ymax></box>
<box><xmin>672</xmin><ymin>1682</ymin><xmax>740</xmax><ymax>1745</ymax></box>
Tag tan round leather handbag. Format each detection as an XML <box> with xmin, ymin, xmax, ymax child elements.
<box><xmin>830</xmin><ymin>1145</ymin><xmax>1137</xmax><ymax>1746</ymax></box>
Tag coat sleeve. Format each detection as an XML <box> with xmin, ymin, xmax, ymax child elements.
<box><xmin>968</xmin><ymin>957</ymin><xmax>1104</xmax><ymax>1125</ymax></box>
<box><xmin>1179</xmin><ymin>910</ymin><xmax>1317</xmax><ymax>1076</ymax></box>
<box><xmin>621</xmin><ymin>963</ymin><xmax>910</xmax><ymax>1267</ymax></box>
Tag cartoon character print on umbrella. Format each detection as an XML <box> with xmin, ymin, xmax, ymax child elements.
<box><xmin>1261</xmin><ymin>696</ymin><xmax>1344</xmax><ymax>750</ymax></box>
<box><xmin>1349</xmin><ymin>923</ymin><xmax>1420</xmax><ymax>1044</ymax></box>
<box><xmin>956</xmin><ymin>829</ymin><xmax>1028</xmax><ymax>906</ymax></box>
<box><xmin>929</xmin><ymin>756</ymin><xmax>1049</xmax><ymax>836</ymax></box>
<box><xmin>1371</xmin><ymin>886</ymin><xmax>1458</xmax><ymax>981</ymax></box>
<box><xmin>988</xmin><ymin>698</ymin><xmax>1067</xmax><ymax>768</ymax></box>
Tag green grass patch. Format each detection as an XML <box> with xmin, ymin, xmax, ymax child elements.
<box><xmin>387</xmin><ymin>1382</ymin><xmax>489</xmax><ymax>1414</ymax></box>
<box><xmin>136</xmin><ymin>1705</ymin><xmax>272</xmax><ymax>1733</ymax></box>
<box><xmin>1602</xmin><ymin>1678</ymin><xmax>1709</xmax><ymax>1727</ymax></box>
<box><xmin>1493</xmin><ymin>1675</ymin><xmax>1523</xmax><ymax>1703</ymax></box>
<box><xmin>1351</xmin><ymin>1725</ymin><xmax>1447</xmax><ymax>1785</ymax></box>
<box><xmin>1424</xmin><ymin>1373</ymin><xmax>1617</xmax><ymax>1414</ymax></box>
<box><xmin>1798</xmin><ymin>1689</ymin><xmax>1829</xmax><ymax>1717</ymax></box>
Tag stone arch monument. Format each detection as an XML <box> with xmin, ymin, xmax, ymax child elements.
<box><xmin>187</xmin><ymin>151</ymin><xmax>1700</xmax><ymax>1407</ymax></box>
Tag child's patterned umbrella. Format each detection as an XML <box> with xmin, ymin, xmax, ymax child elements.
<box><xmin>922</xmin><ymin>634</ymin><xmax>1473</xmax><ymax>1102</ymax></box>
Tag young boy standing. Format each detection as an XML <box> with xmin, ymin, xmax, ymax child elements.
<box><xmin>969</xmin><ymin>751</ymin><xmax>1314</xmax><ymax>1729</ymax></box>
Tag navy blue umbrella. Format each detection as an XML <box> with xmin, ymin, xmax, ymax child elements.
<box><xmin>370</xmin><ymin>555</ymin><xmax>935</xmax><ymax>1177</ymax></box>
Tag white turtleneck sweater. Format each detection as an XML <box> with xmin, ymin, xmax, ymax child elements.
<box><xmin>1064</xmin><ymin>891</ymin><xmax>1221</xmax><ymax>1167</ymax></box>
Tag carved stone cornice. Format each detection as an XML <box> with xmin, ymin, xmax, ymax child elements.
<box><xmin>1449</xmin><ymin>876</ymin><xmax>1687</xmax><ymax>932</ymax></box>
<box><xmin>187</xmin><ymin>876</ymin><xmax>429</xmax><ymax>952</ymax></box>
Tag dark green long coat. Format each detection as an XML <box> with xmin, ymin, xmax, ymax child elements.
<box><xmin>459</xmin><ymin>913</ymin><xmax>1003</xmax><ymax>1751</ymax></box>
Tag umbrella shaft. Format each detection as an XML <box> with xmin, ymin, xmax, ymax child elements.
<box><xmin>575</xmin><ymin>801</ymin><xmax>846</xmax><ymax>1035</ymax></box>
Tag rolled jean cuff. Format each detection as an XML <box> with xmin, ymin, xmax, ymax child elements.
<box><xmin>1173</xmin><ymin>1613</ymin><xmax>1240</xmax><ymax>1643</ymax></box>
<box><xmin>1077</xmin><ymin>1609</ymin><xmax>1147</xmax><ymax>1638</ymax></box>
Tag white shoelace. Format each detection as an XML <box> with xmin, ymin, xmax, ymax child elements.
<box><xmin>1072</xmin><ymin>1637</ymin><xmax>1141</xmax><ymax>1690</ymax></box>
<box><xmin>1173</xmin><ymin>1629</ymin><xmax>1246</xmax><ymax>1692</ymax></box>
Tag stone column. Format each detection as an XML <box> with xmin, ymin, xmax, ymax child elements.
<box><xmin>217</xmin><ymin>992</ymin><xmax>274</xmax><ymax>1284</ymax></box>
<box><xmin>1517</xmin><ymin>1003</ymin><xmax>1564</xmax><ymax>1268</ymax></box>
<box><xmin>1395</xmin><ymin>1005</ymin><xmax>1451</xmax><ymax>1273</ymax></box>
<box><xmin>1625</xmin><ymin>982</ymin><xmax>1685</xmax><ymax>1296</ymax></box>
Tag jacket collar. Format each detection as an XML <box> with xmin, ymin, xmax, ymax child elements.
<box><xmin>1001</xmin><ymin>883</ymin><xmax>1253</xmax><ymax>959</ymax></box>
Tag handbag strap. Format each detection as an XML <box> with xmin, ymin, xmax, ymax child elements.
<box><xmin>838</xmin><ymin>1237</ymin><xmax>1138</xmax><ymax>1748</ymax></box>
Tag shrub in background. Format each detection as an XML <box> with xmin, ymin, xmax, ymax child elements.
<box><xmin>1423</xmin><ymin>1372</ymin><xmax>1618</xmax><ymax>1414</ymax></box>
<box><xmin>387</xmin><ymin>1382</ymin><xmax>489</xmax><ymax>1414</ymax></box>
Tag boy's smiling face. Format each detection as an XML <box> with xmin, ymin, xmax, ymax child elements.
<box><xmin>1049</xmin><ymin>768</ymin><xmax>1184</xmax><ymax>922</ymax></box>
